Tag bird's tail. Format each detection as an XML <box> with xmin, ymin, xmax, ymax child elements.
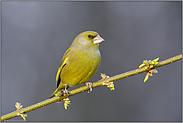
<box><xmin>50</xmin><ymin>82</ymin><xmax>65</xmax><ymax>98</ymax></box>
<box><xmin>50</xmin><ymin>88</ymin><xmax>60</xmax><ymax>98</ymax></box>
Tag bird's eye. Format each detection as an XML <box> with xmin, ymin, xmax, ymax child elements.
<box><xmin>88</xmin><ymin>35</ymin><xmax>93</xmax><ymax>39</ymax></box>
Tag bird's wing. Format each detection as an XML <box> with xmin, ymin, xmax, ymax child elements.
<box><xmin>56</xmin><ymin>47</ymin><xmax>72</xmax><ymax>87</ymax></box>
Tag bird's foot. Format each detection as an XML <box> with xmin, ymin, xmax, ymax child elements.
<box><xmin>61</xmin><ymin>84</ymin><xmax>70</xmax><ymax>96</ymax></box>
<box><xmin>85</xmin><ymin>82</ymin><xmax>93</xmax><ymax>93</ymax></box>
<box><xmin>61</xmin><ymin>89</ymin><xmax>70</xmax><ymax>96</ymax></box>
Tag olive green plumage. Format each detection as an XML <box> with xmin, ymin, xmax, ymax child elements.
<box><xmin>50</xmin><ymin>31</ymin><xmax>104</xmax><ymax>98</ymax></box>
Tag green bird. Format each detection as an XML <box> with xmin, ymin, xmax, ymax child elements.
<box><xmin>50</xmin><ymin>31</ymin><xmax>104</xmax><ymax>98</ymax></box>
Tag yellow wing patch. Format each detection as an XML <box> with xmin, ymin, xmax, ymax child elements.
<box><xmin>56</xmin><ymin>57</ymin><xmax>69</xmax><ymax>82</ymax></box>
<box><xmin>55</xmin><ymin>47</ymin><xmax>72</xmax><ymax>82</ymax></box>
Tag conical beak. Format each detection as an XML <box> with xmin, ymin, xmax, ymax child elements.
<box><xmin>93</xmin><ymin>35</ymin><xmax>105</xmax><ymax>44</ymax></box>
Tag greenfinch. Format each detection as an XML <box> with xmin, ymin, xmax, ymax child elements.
<box><xmin>50</xmin><ymin>31</ymin><xmax>104</xmax><ymax>98</ymax></box>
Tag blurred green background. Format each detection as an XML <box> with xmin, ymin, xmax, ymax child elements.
<box><xmin>2</xmin><ymin>1</ymin><xmax>181</xmax><ymax>122</ymax></box>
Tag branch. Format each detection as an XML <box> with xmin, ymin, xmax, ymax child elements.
<box><xmin>1</xmin><ymin>54</ymin><xmax>182</xmax><ymax>121</ymax></box>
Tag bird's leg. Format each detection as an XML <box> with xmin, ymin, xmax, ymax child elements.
<box><xmin>85</xmin><ymin>82</ymin><xmax>93</xmax><ymax>93</ymax></box>
<box><xmin>61</xmin><ymin>84</ymin><xmax>70</xmax><ymax>96</ymax></box>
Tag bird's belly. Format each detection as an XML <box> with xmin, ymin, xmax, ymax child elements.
<box><xmin>61</xmin><ymin>55</ymin><xmax>100</xmax><ymax>87</ymax></box>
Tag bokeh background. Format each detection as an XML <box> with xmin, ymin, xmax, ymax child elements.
<box><xmin>1</xmin><ymin>1</ymin><xmax>181</xmax><ymax>122</ymax></box>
